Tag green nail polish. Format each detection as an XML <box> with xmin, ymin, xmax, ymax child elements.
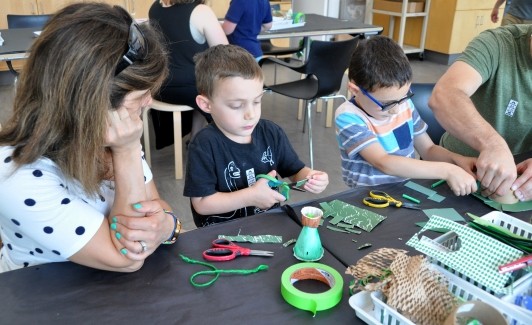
<box><xmin>120</xmin><ymin>248</ymin><xmax>128</xmax><ymax>255</ymax></box>
<box><xmin>115</xmin><ymin>232</ymin><xmax>122</xmax><ymax>240</ymax></box>
<box><xmin>133</xmin><ymin>203</ymin><xmax>142</xmax><ymax>209</ymax></box>
<box><xmin>112</xmin><ymin>217</ymin><xmax>118</xmax><ymax>223</ymax></box>
<box><xmin>110</xmin><ymin>223</ymin><xmax>117</xmax><ymax>230</ymax></box>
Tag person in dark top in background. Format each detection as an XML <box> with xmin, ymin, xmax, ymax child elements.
<box><xmin>222</xmin><ymin>0</ymin><xmax>272</xmax><ymax>60</ymax></box>
<box><xmin>149</xmin><ymin>0</ymin><xmax>227</xmax><ymax>149</ymax></box>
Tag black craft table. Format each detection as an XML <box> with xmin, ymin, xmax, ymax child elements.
<box><xmin>0</xmin><ymin>211</ymin><xmax>360</xmax><ymax>324</ymax></box>
<box><xmin>0</xmin><ymin>153</ymin><xmax>529</xmax><ymax>324</ymax></box>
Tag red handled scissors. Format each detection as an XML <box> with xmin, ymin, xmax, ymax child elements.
<box><xmin>202</xmin><ymin>239</ymin><xmax>274</xmax><ymax>262</ymax></box>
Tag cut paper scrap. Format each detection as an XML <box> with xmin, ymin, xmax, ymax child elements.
<box><xmin>406</xmin><ymin>215</ymin><xmax>523</xmax><ymax>294</ymax></box>
<box><xmin>414</xmin><ymin>222</ymin><xmax>449</xmax><ymax>233</ymax></box>
<box><xmin>218</xmin><ymin>235</ymin><xmax>282</xmax><ymax>243</ymax></box>
<box><xmin>320</xmin><ymin>200</ymin><xmax>386</xmax><ymax>232</ymax></box>
<box><xmin>404</xmin><ymin>181</ymin><xmax>446</xmax><ymax>202</ymax></box>
<box><xmin>423</xmin><ymin>208</ymin><xmax>465</xmax><ymax>222</ymax></box>
<box><xmin>472</xmin><ymin>192</ymin><xmax>532</xmax><ymax>212</ymax></box>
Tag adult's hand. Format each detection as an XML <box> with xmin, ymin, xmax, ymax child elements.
<box><xmin>112</xmin><ymin>200</ymin><xmax>175</xmax><ymax>260</ymax></box>
<box><xmin>476</xmin><ymin>145</ymin><xmax>517</xmax><ymax>198</ymax></box>
<box><xmin>105</xmin><ymin>106</ymin><xmax>144</xmax><ymax>153</ymax></box>
<box><xmin>512</xmin><ymin>159</ymin><xmax>532</xmax><ymax>201</ymax></box>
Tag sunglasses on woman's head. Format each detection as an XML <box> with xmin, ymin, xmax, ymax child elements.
<box><xmin>359</xmin><ymin>87</ymin><xmax>414</xmax><ymax>112</ymax></box>
<box><xmin>115</xmin><ymin>22</ymin><xmax>147</xmax><ymax>76</ymax></box>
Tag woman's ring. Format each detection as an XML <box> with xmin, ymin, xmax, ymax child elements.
<box><xmin>139</xmin><ymin>240</ymin><xmax>148</xmax><ymax>253</ymax></box>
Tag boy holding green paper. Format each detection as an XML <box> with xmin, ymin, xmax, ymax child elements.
<box><xmin>335</xmin><ymin>36</ymin><xmax>478</xmax><ymax>195</ymax></box>
<box><xmin>184</xmin><ymin>45</ymin><xmax>329</xmax><ymax>227</ymax></box>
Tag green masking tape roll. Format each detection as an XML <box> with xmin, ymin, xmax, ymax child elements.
<box><xmin>281</xmin><ymin>263</ymin><xmax>343</xmax><ymax>316</ymax></box>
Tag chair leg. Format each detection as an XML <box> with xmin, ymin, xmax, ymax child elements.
<box><xmin>306</xmin><ymin>100</ymin><xmax>314</xmax><ymax>169</ymax></box>
<box><xmin>326</xmin><ymin>98</ymin><xmax>334</xmax><ymax>128</ymax></box>
<box><xmin>316</xmin><ymin>99</ymin><xmax>323</xmax><ymax>113</ymax></box>
<box><xmin>142</xmin><ymin>108</ymin><xmax>152</xmax><ymax>167</ymax></box>
<box><xmin>302</xmin><ymin>100</ymin><xmax>308</xmax><ymax>133</ymax></box>
<box><xmin>173</xmin><ymin>111</ymin><xmax>184</xmax><ymax>180</ymax></box>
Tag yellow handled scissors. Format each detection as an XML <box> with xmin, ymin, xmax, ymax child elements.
<box><xmin>362</xmin><ymin>190</ymin><xmax>420</xmax><ymax>210</ymax></box>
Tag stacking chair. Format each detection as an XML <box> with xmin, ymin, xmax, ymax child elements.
<box><xmin>142</xmin><ymin>100</ymin><xmax>194</xmax><ymax>179</ymax></box>
<box><xmin>259</xmin><ymin>37</ymin><xmax>359</xmax><ymax>168</ymax></box>
<box><xmin>409</xmin><ymin>83</ymin><xmax>446</xmax><ymax>144</ymax></box>
<box><xmin>6</xmin><ymin>14</ymin><xmax>52</xmax><ymax>77</ymax></box>
<box><xmin>260</xmin><ymin>39</ymin><xmax>304</xmax><ymax>83</ymax></box>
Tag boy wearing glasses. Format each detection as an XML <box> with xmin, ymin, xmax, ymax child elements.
<box><xmin>335</xmin><ymin>36</ymin><xmax>478</xmax><ymax>196</ymax></box>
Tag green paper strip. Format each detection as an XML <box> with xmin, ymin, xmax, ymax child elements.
<box><xmin>280</xmin><ymin>263</ymin><xmax>343</xmax><ymax>317</ymax></box>
<box><xmin>283</xmin><ymin>239</ymin><xmax>297</xmax><ymax>247</ymax></box>
<box><xmin>405</xmin><ymin>181</ymin><xmax>437</xmax><ymax>196</ymax></box>
<box><xmin>218</xmin><ymin>235</ymin><xmax>282</xmax><ymax>243</ymax></box>
<box><xmin>423</xmin><ymin>208</ymin><xmax>465</xmax><ymax>222</ymax></box>
<box><xmin>336</xmin><ymin>222</ymin><xmax>355</xmax><ymax>229</ymax></box>
<box><xmin>357</xmin><ymin>243</ymin><xmax>372</xmax><ymax>250</ymax></box>
<box><xmin>346</xmin><ymin>228</ymin><xmax>362</xmax><ymax>234</ymax></box>
<box><xmin>326</xmin><ymin>225</ymin><xmax>350</xmax><ymax>233</ymax></box>
<box><xmin>405</xmin><ymin>181</ymin><xmax>446</xmax><ymax>202</ymax></box>
<box><xmin>428</xmin><ymin>193</ymin><xmax>446</xmax><ymax>202</ymax></box>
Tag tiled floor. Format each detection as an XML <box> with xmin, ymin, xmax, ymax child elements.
<box><xmin>0</xmin><ymin>55</ymin><xmax>449</xmax><ymax>232</ymax></box>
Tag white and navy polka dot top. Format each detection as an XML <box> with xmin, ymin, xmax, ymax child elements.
<box><xmin>0</xmin><ymin>146</ymin><xmax>153</xmax><ymax>273</ymax></box>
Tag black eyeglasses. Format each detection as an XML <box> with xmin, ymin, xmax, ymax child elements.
<box><xmin>115</xmin><ymin>22</ymin><xmax>147</xmax><ymax>76</ymax></box>
<box><xmin>359</xmin><ymin>87</ymin><xmax>414</xmax><ymax>112</ymax></box>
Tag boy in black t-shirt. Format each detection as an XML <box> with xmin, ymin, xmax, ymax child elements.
<box><xmin>184</xmin><ymin>45</ymin><xmax>329</xmax><ymax>227</ymax></box>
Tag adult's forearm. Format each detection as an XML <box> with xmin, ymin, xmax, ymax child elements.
<box><xmin>109</xmin><ymin>144</ymin><xmax>147</xmax><ymax>219</ymax></box>
<box><xmin>429</xmin><ymin>85</ymin><xmax>507</xmax><ymax>153</ymax></box>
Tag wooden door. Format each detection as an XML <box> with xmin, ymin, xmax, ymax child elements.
<box><xmin>37</xmin><ymin>0</ymin><xmax>81</xmax><ymax>14</ymax></box>
<box><xmin>0</xmin><ymin>0</ymin><xmax>39</xmax><ymax>29</ymax></box>
<box><xmin>103</xmin><ymin>0</ymin><xmax>129</xmax><ymax>12</ymax></box>
<box><xmin>128</xmin><ymin>0</ymin><xmax>154</xmax><ymax>20</ymax></box>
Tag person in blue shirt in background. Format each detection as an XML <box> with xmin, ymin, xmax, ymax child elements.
<box><xmin>222</xmin><ymin>0</ymin><xmax>273</xmax><ymax>60</ymax></box>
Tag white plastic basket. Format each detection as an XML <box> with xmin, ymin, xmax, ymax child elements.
<box><xmin>428</xmin><ymin>211</ymin><xmax>532</xmax><ymax>297</ymax></box>
<box><xmin>349</xmin><ymin>265</ymin><xmax>532</xmax><ymax>325</ymax></box>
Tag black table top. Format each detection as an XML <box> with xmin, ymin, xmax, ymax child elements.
<box><xmin>258</xmin><ymin>13</ymin><xmax>382</xmax><ymax>40</ymax></box>
<box><xmin>0</xmin><ymin>211</ymin><xmax>361</xmax><ymax>324</ymax></box>
<box><xmin>0</xmin><ymin>28</ymin><xmax>35</xmax><ymax>60</ymax></box>
<box><xmin>0</xmin><ymin>152</ymin><xmax>529</xmax><ymax>324</ymax></box>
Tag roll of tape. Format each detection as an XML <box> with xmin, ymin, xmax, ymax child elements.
<box><xmin>281</xmin><ymin>263</ymin><xmax>343</xmax><ymax>316</ymax></box>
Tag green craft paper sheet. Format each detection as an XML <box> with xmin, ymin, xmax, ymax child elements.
<box><xmin>218</xmin><ymin>235</ymin><xmax>282</xmax><ymax>243</ymax></box>
<box><xmin>423</xmin><ymin>208</ymin><xmax>465</xmax><ymax>222</ymax></box>
<box><xmin>472</xmin><ymin>192</ymin><xmax>532</xmax><ymax>212</ymax></box>
<box><xmin>406</xmin><ymin>215</ymin><xmax>523</xmax><ymax>294</ymax></box>
<box><xmin>322</xmin><ymin>199</ymin><xmax>386</xmax><ymax>232</ymax></box>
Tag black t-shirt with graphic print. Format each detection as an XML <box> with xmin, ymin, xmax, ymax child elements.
<box><xmin>184</xmin><ymin>119</ymin><xmax>305</xmax><ymax>227</ymax></box>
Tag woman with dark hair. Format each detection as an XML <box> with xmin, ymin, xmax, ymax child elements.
<box><xmin>0</xmin><ymin>2</ymin><xmax>181</xmax><ymax>273</ymax></box>
<box><xmin>149</xmin><ymin>0</ymin><xmax>228</xmax><ymax>148</ymax></box>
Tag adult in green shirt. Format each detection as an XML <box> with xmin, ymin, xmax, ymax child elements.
<box><xmin>430</xmin><ymin>24</ymin><xmax>531</xmax><ymax>202</ymax></box>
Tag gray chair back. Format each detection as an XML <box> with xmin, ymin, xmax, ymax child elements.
<box><xmin>410</xmin><ymin>83</ymin><xmax>446</xmax><ymax>144</ymax></box>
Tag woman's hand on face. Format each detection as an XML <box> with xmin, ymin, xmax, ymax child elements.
<box><xmin>110</xmin><ymin>200</ymin><xmax>174</xmax><ymax>260</ymax></box>
<box><xmin>105</xmin><ymin>106</ymin><xmax>144</xmax><ymax>153</ymax></box>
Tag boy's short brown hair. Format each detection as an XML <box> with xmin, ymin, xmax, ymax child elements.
<box><xmin>348</xmin><ymin>35</ymin><xmax>412</xmax><ymax>92</ymax></box>
<box><xmin>194</xmin><ymin>44</ymin><xmax>263</xmax><ymax>98</ymax></box>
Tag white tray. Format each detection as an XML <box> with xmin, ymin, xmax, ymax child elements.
<box><xmin>349</xmin><ymin>264</ymin><xmax>532</xmax><ymax>325</ymax></box>
<box><xmin>428</xmin><ymin>211</ymin><xmax>532</xmax><ymax>296</ymax></box>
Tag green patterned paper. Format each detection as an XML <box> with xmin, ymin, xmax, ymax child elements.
<box><xmin>406</xmin><ymin>215</ymin><xmax>523</xmax><ymax>294</ymax></box>
<box><xmin>320</xmin><ymin>199</ymin><xmax>386</xmax><ymax>232</ymax></box>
